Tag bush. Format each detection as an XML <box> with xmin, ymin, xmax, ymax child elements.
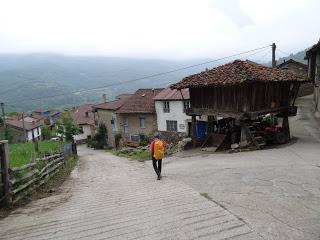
<box><xmin>90</xmin><ymin>124</ymin><xmax>108</xmax><ymax>149</ymax></box>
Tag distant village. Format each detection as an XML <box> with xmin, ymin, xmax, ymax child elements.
<box><xmin>1</xmin><ymin>39</ymin><xmax>319</xmax><ymax>152</ymax></box>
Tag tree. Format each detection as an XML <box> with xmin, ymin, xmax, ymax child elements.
<box><xmin>41</xmin><ymin>125</ymin><xmax>52</xmax><ymax>140</ymax></box>
<box><xmin>56</xmin><ymin>112</ymin><xmax>79</xmax><ymax>142</ymax></box>
<box><xmin>90</xmin><ymin>123</ymin><xmax>108</xmax><ymax>149</ymax></box>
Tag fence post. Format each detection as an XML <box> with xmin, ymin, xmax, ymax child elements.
<box><xmin>0</xmin><ymin>140</ymin><xmax>12</xmax><ymax>206</ymax></box>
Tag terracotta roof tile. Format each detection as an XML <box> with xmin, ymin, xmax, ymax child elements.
<box><xmin>71</xmin><ymin>104</ymin><xmax>95</xmax><ymax>126</ymax></box>
<box><xmin>7</xmin><ymin>119</ymin><xmax>42</xmax><ymax>131</ymax></box>
<box><xmin>153</xmin><ymin>88</ymin><xmax>190</xmax><ymax>100</ymax></box>
<box><xmin>171</xmin><ymin>60</ymin><xmax>309</xmax><ymax>89</ymax></box>
<box><xmin>116</xmin><ymin>88</ymin><xmax>163</xmax><ymax>114</ymax></box>
<box><xmin>93</xmin><ymin>94</ymin><xmax>133</xmax><ymax>111</ymax></box>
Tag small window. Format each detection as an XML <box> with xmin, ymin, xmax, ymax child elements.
<box><xmin>79</xmin><ymin>126</ymin><xmax>84</xmax><ymax>134</ymax></box>
<box><xmin>166</xmin><ymin>120</ymin><xmax>177</xmax><ymax>132</ymax></box>
<box><xmin>139</xmin><ymin>117</ymin><xmax>145</xmax><ymax>128</ymax></box>
<box><xmin>183</xmin><ymin>100</ymin><xmax>191</xmax><ymax>112</ymax></box>
<box><xmin>163</xmin><ymin>101</ymin><xmax>170</xmax><ymax>113</ymax></box>
<box><xmin>130</xmin><ymin>134</ymin><xmax>140</xmax><ymax>142</ymax></box>
<box><xmin>111</xmin><ymin>115</ymin><xmax>117</xmax><ymax>132</ymax></box>
<box><xmin>124</xmin><ymin>118</ymin><xmax>129</xmax><ymax>133</ymax></box>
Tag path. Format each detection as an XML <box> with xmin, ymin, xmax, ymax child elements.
<box><xmin>0</xmin><ymin>146</ymin><xmax>260</xmax><ymax>240</ymax></box>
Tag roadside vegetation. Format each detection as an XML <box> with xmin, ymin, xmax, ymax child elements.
<box><xmin>110</xmin><ymin>144</ymin><xmax>178</xmax><ymax>162</ymax></box>
<box><xmin>9</xmin><ymin>141</ymin><xmax>62</xmax><ymax>168</ymax></box>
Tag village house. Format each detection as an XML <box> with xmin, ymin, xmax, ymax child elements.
<box><xmin>116</xmin><ymin>88</ymin><xmax>163</xmax><ymax>145</ymax></box>
<box><xmin>92</xmin><ymin>94</ymin><xmax>132</xmax><ymax>147</ymax></box>
<box><xmin>32</xmin><ymin>109</ymin><xmax>61</xmax><ymax>128</ymax></box>
<box><xmin>277</xmin><ymin>59</ymin><xmax>312</xmax><ymax>96</ymax></box>
<box><xmin>71</xmin><ymin>104</ymin><xmax>95</xmax><ymax>143</ymax></box>
<box><xmin>171</xmin><ymin>60</ymin><xmax>308</xmax><ymax>150</ymax></box>
<box><xmin>154</xmin><ymin>88</ymin><xmax>191</xmax><ymax>135</ymax></box>
<box><xmin>305</xmin><ymin>40</ymin><xmax>320</xmax><ymax>111</ymax></box>
<box><xmin>6</xmin><ymin>118</ymin><xmax>42</xmax><ymax>143</ymax></box>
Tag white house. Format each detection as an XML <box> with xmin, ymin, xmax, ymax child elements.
<box><xmin>71</xmin><ymin>104</ymin><xmax>95</xmax><ymax>143</ymax></box>
<box><xmin>154</xmin><ymin>88</ymin><xmax>191</xmax><ymax>134</ymax></box>
<box><xmin>7</xmin><ymin>117</ymin><xmax>42</xmax><ymax>143</ymax></box>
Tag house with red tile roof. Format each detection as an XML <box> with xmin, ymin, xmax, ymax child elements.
<box><xmin>6</xmin><ymin>117</ymin><xmax>42</xmax><ymax>143</ymax></box>
<box><xmin>116</xmin><ymin>88</ymin><xmax>163</xmax><ymax>144</ymax></box>
<box><xmin>71</xmin><ymin>104</ymin><xmax>95</xmax><ymax>143</ymax></box>
<box><xmin>154</xmin><ymin>88</ymin><xmax>192</xmax><ymax>134</ymax></box>
<box><xmin>92</xmin><ymin>94</ymin><xmax>133</xmax><ymax>147</ymax></box>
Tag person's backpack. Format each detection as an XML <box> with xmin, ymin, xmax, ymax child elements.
<box><xmin>153</xmin><ymin>139</ymin><xmax>164</xmax><ymax>160</ymax></box>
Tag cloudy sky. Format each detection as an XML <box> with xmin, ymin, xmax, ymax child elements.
<box><xmin>0</xmin><ymin>0</ymin><xmax>319</xmax><ymax>59</ymax></box>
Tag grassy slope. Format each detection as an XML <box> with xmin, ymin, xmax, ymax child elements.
<box><xmin>8</xmin><ymin>141</ymin><xmax>62</xmax><ymax>168</ymax></box>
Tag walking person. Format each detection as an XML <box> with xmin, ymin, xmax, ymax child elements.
<box><xmin>150</xmin><ymin>133</ymin><xmax>165</xmax><ymax>180</ymax></box>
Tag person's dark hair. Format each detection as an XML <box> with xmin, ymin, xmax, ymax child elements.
<box><xmin>154</xmin><ymin>132</ymin><xmax>160</xmax><ymax>139</ymax></box>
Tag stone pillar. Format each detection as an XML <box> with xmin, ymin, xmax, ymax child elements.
<box><xmin>239</xmin><ymin>123</ymin><xmax>249</xmax><ymax>148</ymax></box>
<box><xmin>282</xmin><ymin>116</ymin><xmax>290</xmax><ymax>140</ymax></box>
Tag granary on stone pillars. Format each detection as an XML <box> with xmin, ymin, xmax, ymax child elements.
<box><xmin>171</xmin><ymin>60</ymin><xmax>309</xmax><ymax>150</ymax></box>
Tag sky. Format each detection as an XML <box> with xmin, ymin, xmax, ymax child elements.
<box><xmin>0</xmin><ymin>0</ymin><xmax>319</xmax><ymax>59</ymax></box>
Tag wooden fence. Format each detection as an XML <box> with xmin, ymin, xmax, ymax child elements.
<box><xmin>0</xmin><ymin>141</ymin><xmax>76</xmax><ymax>206</ymax></box>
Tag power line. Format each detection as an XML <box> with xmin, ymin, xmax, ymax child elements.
<box><xmin>5</xmin><ymin>44</ymin><xmax>272</xmax><ymax>105</ymax></box>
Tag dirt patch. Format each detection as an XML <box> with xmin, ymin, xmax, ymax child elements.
<box><xmin>0</xmin><ymin>156</ymin><xmax>78</xmax><ymax>219</ymax></box>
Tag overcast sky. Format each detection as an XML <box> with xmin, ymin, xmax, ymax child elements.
<box><xmin>0</xmin><ymin>0</ymin><xmax>319</xmax><ymax>59</ymax></box>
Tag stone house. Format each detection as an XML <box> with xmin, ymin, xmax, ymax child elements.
<box><xmin>277</xmin><ymin>59</ymin><xmax>312</xmax><ymax>97</ymax></box>
<box><xmin>154</xmin><ymin>88</ymin><xmax>191</xmax><ymax>135</ymax></box>
<box><xmin>93</xmin><ymin>94</ymin><xmax>132</xmax><ymax>147</ymax></box>
<box><xmin>116</xmin><ymin>89</ymin><xmax>163</xmax><ymax>144</ymax></box>
<box><xmin>71</xmin><ymin>104</ymin><xmax>95</xmax><ymax>143</ymax></box>
<box><xmin>305</xmin><ymin>40</ymin><xmax>320</xmax><ymax>111</ymax></box>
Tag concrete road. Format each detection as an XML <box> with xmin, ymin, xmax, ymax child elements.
<box><xmin>0</xmin><ymin>146</ymin><xmax>260</xmax><ymax>239</ymax></box>
<box><xmin>165</xmin><ymin>96</ymin><xmax>320</xmax><ymax>240</ymax></box>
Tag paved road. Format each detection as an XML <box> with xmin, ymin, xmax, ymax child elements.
<box><xmin>165</xmin><ymin>96</ymin><xmax>320</xmax><ymax>240</ymax></box>
<box><xmin>0</xmin><ymin>146</ymin><xmax>261</xmax><ymax>240</ymax></box>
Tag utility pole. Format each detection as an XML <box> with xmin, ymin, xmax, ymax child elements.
<box><xmin>22</xmin><ymin>112</ymin><xmax>27</xmax><ymax>142</ymax></box>
<box><xmin>0</xmin><ymin>102</ymin><xmax>5</xmax><ymax>129</ymax></box>
<box><xmin>272</xmin><ymin>43</ymin><xmax>276</xmax><ymax>68</ymax></box>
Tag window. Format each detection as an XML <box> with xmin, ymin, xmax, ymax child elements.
<box><xmin>163</xmin><ymin>101</ymin><xmax>170</xmax><ymax>113</ymax></box>
<box><xmin>130</xmin><ymin>134</ymin><xmax>140</xmax><ymax>142</ymax></box>
<box><xmin>166</xmin><ymin>120</ymin><xmax>177</xmax><ymax>132</ymax></box>
<box><xmin>139</xmin><ymin>117</ymin><xmax>145</xmax><ymax>128</ymax></box>
<box><xmin>123</xmin><ymin>118</ymin><xmax>129</xmax><ymax>133</ymax></box>
<box><xmin>111</xmin><ymin>114</ymin><xmax>117</xmax><ymax>132</ymax></box>
<box><xmin>183</xmin><ymin>100</ymin><xmax>191</xmax><ymax>112</ymax></box>
<box><xmin>79</xmin><ymin>126</ymin><xmax>84</xmax><ymax>134</ymax></box>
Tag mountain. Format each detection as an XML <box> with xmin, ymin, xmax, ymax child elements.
<box><xmin>276</xmin><ymin>50</ymin><xmax>307</xmax><ymax>65</ymax></box>
<box><xmin>0</xmin><ymin>54</ymin><xmax>212</xmax><ymax>112</ymax></box>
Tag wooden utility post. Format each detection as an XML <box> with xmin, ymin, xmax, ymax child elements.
<box><xmin>272</xmin><ymin>43</ymin><xmax>276</xmax><ymax>68</ymax></box>
<box><xmin>22</xmin><ymin>112</ymin><xmax>27</xmax><ymax>142</ymax></box>
<box><xmin>0</xmin><ymin>140</ymin><xmax>12</xmax><ymax>206</ymax></box>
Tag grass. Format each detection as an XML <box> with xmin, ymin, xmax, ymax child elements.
<box><xmin>110</xmin><ymin>149</ymin><xmax>151</xmax><ymax>162</ymax></box>
<box><xmin>8</xmin><ymin>141</ymin><xmax>63</xmax><ymax>168</ymax></box>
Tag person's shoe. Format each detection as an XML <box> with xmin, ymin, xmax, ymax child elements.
<box><xmin>157</xmin><ymin>175</ymin><xmax>161</xmax><ymax>180</ymax></box>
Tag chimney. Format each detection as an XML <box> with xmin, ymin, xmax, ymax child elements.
<box><xmin>102</xmin><ymin>94</ymin><xmax>107</xmax><ymax>103</ymax></box>
<box><xmin>152</xmin><ymin>88</ymin><xmax>155</xmax><ymax>96</ymax></box>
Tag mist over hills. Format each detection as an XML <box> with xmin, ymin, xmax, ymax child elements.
<box><xmin>0</xmin><ymin>54</ymin><xmax>212</xmax><ymax>112</ymax></box>
<box><xmin>0</xmin><ymin>50</ymin><xmax>306</xmax><ymax>113</ymax></box>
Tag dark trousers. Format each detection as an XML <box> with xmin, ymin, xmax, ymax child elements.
<box><xmin>152</xmin><ymin>158</ymin><xmax>162</xmax><ymax>176</ymax></box>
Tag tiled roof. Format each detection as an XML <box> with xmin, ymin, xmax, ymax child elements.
<box><xmin>31</xmin><ymin>114</ymin><xmax>47</xmax><ymax>121</ymax></box>
<box><xmin>171</xmin><ymin>60</ymin><xmax>309</xmax><ymax>89</ymax></box>
<box><xmin>7</xmin><ymin>119</ymin><xmax>42</xmax><ymax>131</ymax></box>
<box><xmin>277</xmin><ymin>59</ymin><xmax>307</xmax><ymax>69</ymax></box>
<box><xmin>71</xmin><ymin>104</ymin><xmax>95</xmax><ymax>126</ymax></box>
<box><xmin>306</xmin><ymin>40</ymin><xmax>320</xmax><ymax>57</ymax></box>
<box><xmin>116</xmin><ymin>88</ymin><xmax>163</xmax><ymax>114</ymax></box>
<box><xmin>93</xmin><ymin>94</ymin><xmax>133</xmax><ymax>111</ymax></box>
<box><xmin>153</xmin><ymin>88</ymin><xmax>190</xmax><ymax>100</ymax></box>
